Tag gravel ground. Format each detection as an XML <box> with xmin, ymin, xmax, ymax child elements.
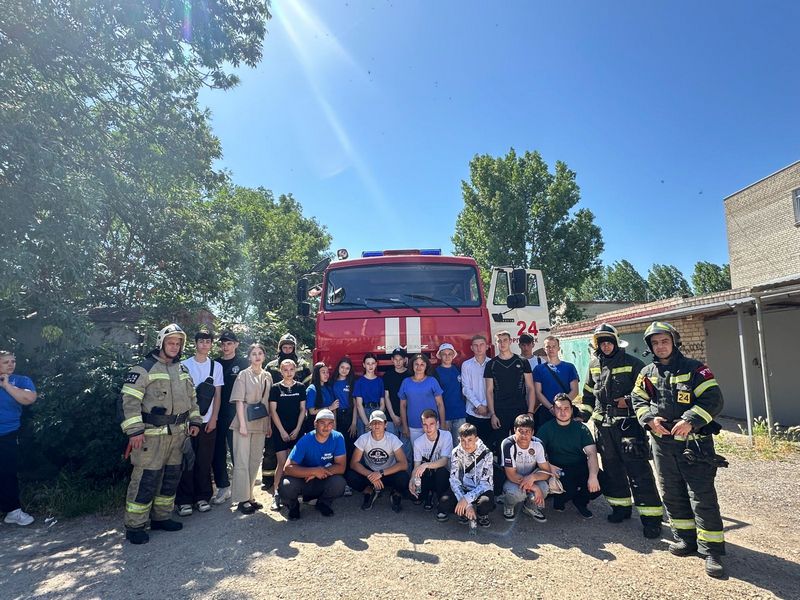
<box><xmin>2</xmin><ymin>431</ymin><xmax>799</xmax><ymax>600</ymax></box>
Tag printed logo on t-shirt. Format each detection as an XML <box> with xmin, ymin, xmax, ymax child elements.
<box><xmin>321</xmin><ymin>452</ymin><xmax>333</xmax><ymax>466</ymax></box>
<box><xmin>367</xmin><ymin>448</ymin><xmax>390</xmax><ymax>467</ymax></box>
<box><xmin>231</xmin><ymin>366</ymin><xmax>241</xmax><ymax>375</ymax></box>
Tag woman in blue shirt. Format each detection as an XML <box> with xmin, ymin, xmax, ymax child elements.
<box><xmin>354</xmin><ymin>353</ymin><xmax>385</xmax><ymax>435</ymax></box>
<box><xmin>305</xmin><ymin>362</ymin><xmax>335</xmax><ymax>431</ymax></box>
<box><xmin>399</xmin><ymin>354</ymin><xmax>446</xmax><ymax>443</ymax></box>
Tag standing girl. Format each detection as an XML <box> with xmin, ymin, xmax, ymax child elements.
<box><xmin>354</xmin><ymin>353</ymin><xmax>385</xmax><ymax>436</ymax></box>
<box><xmin>399</xmin><ymin>354</ymin><xmax>446</xmax><ymax>444</ymax></box>
<box><xmin>230</xmin><ymin>343</ymin><xmax>273</xmax><ymax>514</ymax></box>
<box><xmin>269</xmin><ymin>359</ymin><xmax>306</xmax><ymax>511</ymax></box>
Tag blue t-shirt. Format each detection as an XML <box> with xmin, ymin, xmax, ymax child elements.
<box><xmin>399</xmin><ymin>376</ymin><xmax>444</xmax><ymax>429</ymax></box>
<box><xmin>435</xmin><ymin>365</ymin><xmax>466</xmax><ymax>420</ymax></box>
<box><xmin>288</xmin><ymin>430</ymin><xmax>346</xmax><ymax>468</ymax></box>
<box><xmin>533</xmin><ymin>361</ymin><xmax>579</xmax><ymax>403</ymax></box>
<box><xmin>0</xmin><ymin>374</ymin><xmax>35</xmax><ymax>435</ymax></box>
<box><xmin>332</xmin><ymin>379</ymin><xmax>351</xmax><ymax>410</ymax></box>
<box><xmin>306</xmin><ymin>383</ymin><xmax>335</xmax><ymax>409</ymax></box>
<box><xmin>354</xmin><ymin>376</ymin><xmax>385</xmax><ymax>410</ymax></box>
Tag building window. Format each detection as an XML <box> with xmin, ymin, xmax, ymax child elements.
<box><xmin>794</xmin><ymin>188</ymin><xmax>800</xmax><ymax>226</ymax></box>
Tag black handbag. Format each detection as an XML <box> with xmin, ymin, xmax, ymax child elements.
<box><xmin>246</xmin><ymin>379</ymin><xmax>270</xmax><ymax>422</ymax></box>
<box><xmin>195</xmin><ymin>360</ymin><xmax>216</xmax><ymax>415</ymax></box>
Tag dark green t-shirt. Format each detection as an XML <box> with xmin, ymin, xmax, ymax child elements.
<box><xmin>536</xmin><ymin>419</ymin><xmax>594</xmax><ymax>467</ymax></box>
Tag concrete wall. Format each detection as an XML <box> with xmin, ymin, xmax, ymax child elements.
<box><xmin>725</xmin><ymin>161</ymin><xmax>800</xmax><ymax>288</ymax></box>
<box><xmin>705</xmin><ymin>308</ymin><xmax>799</xmax><ymax>426</ymax></box>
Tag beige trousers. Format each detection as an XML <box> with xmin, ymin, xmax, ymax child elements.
<box><xmin>231</xmin><ymin>431</ymin><xmax>266</xmax><ymax>503</ymax></box>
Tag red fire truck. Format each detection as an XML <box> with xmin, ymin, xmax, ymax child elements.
<box><xmin>297</xmin><ymin>249</ymin><xmax>549</xmax><ymax>368</ymax></box>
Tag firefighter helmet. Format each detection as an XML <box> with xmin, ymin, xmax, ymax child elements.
<box><xmin>156</xmin><ymin>323</ymin><xmax>186</xmax><ymax>351</ymax></box>
<box><xmin>644</xmin><ymin>321</ymin><xmax>681</xmax><ymax>352</ymax></box>
<box><xmin>277</xmin><ymin>333</ymin><xmax>297</xmax><ymax>351</ymax></box>
<box><xmin>591</xmin><ymin>323</ymin><xmax>628</xmax><ymax>350</ymax></box>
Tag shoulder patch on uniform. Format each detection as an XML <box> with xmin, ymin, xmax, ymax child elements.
<box><xmin>124</xmin><ymin>372</ymin><xmax>140</xmax><ymax>384</ymax></box>
<box><xmin>696</xmin><ymin>366</ymin><xmax>714</xmax><ymax>380</ymax></box>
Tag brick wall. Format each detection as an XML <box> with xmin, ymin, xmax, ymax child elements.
<box><xmin>725</xmin><ymin>161</ymin><xmax>800</xmax><ymax>288</ymax></box>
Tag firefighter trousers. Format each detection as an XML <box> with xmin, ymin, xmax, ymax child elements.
<box><xmin>596</xmin><ymin>418</ymin><xmax>663</xmax><ymax>524</ymax></box>
<box><xmin>650</xmin><ymin>434</ymin><xmax>725</xmax><ymax>556</ymax></box>
<box><xmin>124</xmin><ymin>429</ymin><xmax>186</xmax><ymax>530</ymax></box>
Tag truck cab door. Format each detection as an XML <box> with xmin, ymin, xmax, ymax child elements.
<box><xmin>487</xmin><ymin>267</ymin><xmax>550</xmax><ymax>354</ymax></box>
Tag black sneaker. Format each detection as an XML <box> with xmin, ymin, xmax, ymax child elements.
<box><xmin>705</xmin><ymin>555</ymin><xmax>726</xmax><ymax>579</ymax></box>
<box><xmin>126</xmin><ymin>528</ymin><xmax>149</xmax><ymax>545</ymax></box>
<box><xmin>575</xmin><ymin>504</ymin><xmax>593</xmax><ymax>519</ymax></box>
<box><xmin>669</xmin><ymin>539</ymin><xmax>698</xmax><ymax>556</ymax></box>
<box><xmin>237</xmin><ymin>501</ymin><xmax>256</xmax><ymax>515</ymax></box>
<box><xmin>391</xmin><ymin>493</ymin><xmax>402</xmax><ymax>513</ymax></box>
<box><xmin>361</xmin><ymin>490</ymin><xmax>380</xmax><ymax>511</ymax></box>
<box><xmin>315</xmin><ymin>502</ymin><xmax>334</xmax><ymax>517</ymax></box>
<box><xmin>423</xmin><ymin>492</ymin><xmax>433</xmax><ymax>511</ymax></box>
<box><xmin>150</xmin><ymin>518</ymin><xmax>183</xmax><ymax>532</ymax></box>
<box><xmin>477</xmin><ymin>515</ymin><xmax>490</xmax><ymax>528</ymax></box>
<box><xmin>250</xmin><ymin>500</ymin><xmax>264</xmax><ymax>510</ymax></box>
<box><xmin>552</xmin><ymin>496</ymin><xmax>566</xmax><ymax>512</ymax></box>
<box><xmin>287</xmin><ymin>501</ymin><xmax>301</xmax><ymax>521</ymax></box>
<box><xmin>436</xmin><ymin>511</ymin><xmax>449</xmax><ymax>522</ymax></box>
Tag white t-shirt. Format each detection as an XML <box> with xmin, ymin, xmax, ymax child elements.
<box><xmin>501</xmin><ymin>435</ymin><xmax>547</xmax><ymax>476</ymax></box>
<box><xmin>355</xmin><ymin>431</ymin><xmax>403</xmax><ymax>471</ymax></box>
<box><xmin>413</xmin><ymin>429</ymin><xmax>454</xmax><ymax>464</ymax></box>
<box><xmin>182</xmin><ymin>356</ymin><xmax>224</xmax><ymax>422</ymax></box>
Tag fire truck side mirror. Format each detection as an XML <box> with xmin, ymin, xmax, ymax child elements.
<box><xmin>510</xmin><ymin>268</ymin><xmax>527</xmax><ymax>295</ymax></box>
<box><xmin>506</xmin><ymin>293</ymin><xmax>527</xmax><ymax>309</ymax></box>
<box><xmin>297</xmin><ymin>278</ymin><xmax>309</xmax><ymax>302</ymax></box>
<box><xmin>310</xmin><ymin>257</ymin><xmax>331</xmax><ymax>274</ymax></box>
<box><xmin>297</xmin><ymin>302</ymin><xmax>311</xmax><ymax>318</ymax></box>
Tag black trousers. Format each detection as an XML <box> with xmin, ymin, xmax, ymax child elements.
<box><xmin>177</xmin><ymin>426</ymin><xmax>216</xmax><ymax>505</ymax></box>
<box><xmin>555</xmin><ymin>461</ymin><xmax>602</xmax><ymax>508</ymax></box>
<box><xmin>439</xmin><ymin>490</ymin><xmax>495</xmax><ymax>516</ymax></box>
<box><xmin>279</xmin><ymin>474</ymin><xmax>346</xmax><ymax>508</ymax></box>
<box><xmin>418</xmin><ymin>466</ymin><xmax>450</xmax><ymax>502</ymax></box>
<box><xmin>596</xmin><ymin>418</ymin><xmax>663</xmax><ymax>525</ymax></box>
<box><xmin>0</xmin><ymin>430</ymin><xmax>22</xmax><ymax>513</ymax></box>
<box><xmin>346</xmin><ymin>470</ymin><xmax>410</xmax><ymax>496</ymax></box>
<box><xmin>651</xmin><ymin>435</ymin><xmax>725</xmax><ymax>556</ymax></box>
<box><xmin>466</xmin><ymin>415</ymin><xmax>494</xmax><ymax>451</ymax></box>
<box><xmin>211</xmin><ymin>407</ymin><xmax>234</xmax><ymax>488</ymax></box>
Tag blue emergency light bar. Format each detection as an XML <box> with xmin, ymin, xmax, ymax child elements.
<box><xmin>361</xmin><ymin>249</ymin><xmax>442</xmax><ymax>258</ymax></box>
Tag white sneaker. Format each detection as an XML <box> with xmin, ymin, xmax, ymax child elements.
<box><xmin>343</xmin><ymin>485</ymin><xmax>353</xmax><ymax>497</ymax></box>
<box><xmin>503</xmin><ymin>504</ymin><xmax>516</xmax><ymax>521</ymax></box>
<box><xmin>177</xmin><ymin>504</ymin><xmax>193</xmax><ymax>517</ymax></box>
<box><xmin>211</xmin><ymin>486</ymin><xmax>231</xmax><ymax>505</ymax></box>
<box><xmin>195</xmin><ymin>500</ymin><xmax>211</xmax><ymax>513</ymax></box>
<box><xmin>522</xmin><ymin>501</ymin><xmax>547</xmax><ymax>523</ymax></box>
<box><xmin>4</xmin><ymin>509</ymin><xmax>34</xmax><ymax>526</ymax></box>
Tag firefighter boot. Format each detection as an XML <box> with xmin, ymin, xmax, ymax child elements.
<box><xmin>705</xmin><ymin>555</ymin><xmax>726</xmax><ymax>579</ymax></box>
<box><xmin>642</xmin><ymin>516</ymin><xmax>663</xmax><ymax>539</ymax></box>
<box><xmin>150</xmin><ymin>518</ymin><xmax>183</xmax><ymax>532</ymax></box>
<box><xmin>125</xmin><ymin>528</ymin><xmax>150</xmax><ymax>545</ymax></box>
<box><xmin>669</xmin><ymin>539</ymin><xmax>698</xmax><ymax>556</ymax></box>
<box><xmin>607</xmin><ymin>506</ymin><xmax>632</xmax><ymax>523</ymax></box>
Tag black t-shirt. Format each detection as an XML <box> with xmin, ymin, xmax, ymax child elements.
<box><xmin>269</xmin><ymin>381</ymin><xmax>306</xmax><ymax>432</ymax></box>
<box><xmin>484</xmin><ymin>354</ymin><xmax>531</xmax><ymax>414</ymax></box>
<box><xmin>382</xmin><ymin>368</ymin><xmax>411</xmax><ymax>416</ymax></box>
<box><xmin>218</xmin><ymin>356</ymin><xmax>250</xmax><ymax>413</ymax></box>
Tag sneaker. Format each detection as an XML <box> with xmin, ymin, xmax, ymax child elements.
<box><xmin>423</xmin><ymin>492</ymin><xmax>433</xmax><ymax>511</ymax></box>
<box><xmin>361</xmin><ymin>490</ymin><xmax>380</xmax><ymax>511</ymax></box>
<box><xmin>477</xmin><ymin>515</ymin><xmax>490</xmax><ymax>528</ymax></box>
<box><xmin>287</xmin><ymin>501</ymin><xmax>301</xmax><ymax>521</ymax></box>
<box><xmin>4</xmin><ymin>508</ymin><xmax>34</xmax><ymax>526</ymax></box>
<box><xmin>391</xmin><ymin>493</ymin><xmax>402</xmax><ymax>513</ymax></box>
<box><xmin>552</xmin><ymin>496</ymin><xmax>565</xmax><ymax>512</ymax></box>
<box><xmin>315</xmin><ymin>502</ymin><xmax>334</xmax><ymax>517</ymax></box>
<box><xmin>436</xmin><ymin>511</ymin><xmax>449</xmax><ymax>523</ymax></box>
<box><xmin>503</xmin><ymin>504</ymin><xmax>516</xmax><ymax>521</ymax></box>
<box><xmin>668</xmin><ymin>539</ymin><xmax>698</xmax><ymax>557</ymax></box>
<box><xmin>150</xmin><ymin>518</ymin><xmax>183</xmax><ymax>532</ymax></box>
<box><xmin>575</xmin><ymin>504</ymin><xmax>593</xmax><ymax>519</ymax></box>
<box><xmin>343</xmin><ymin>485</ymin><xmax>353</xmax><ymax>497</ymax></box>
<box><xmin>211</xmin><ymin>486</ymin><xmax>231</xmax><ymax>505</ymax></box>
<box><xmin>250</xmin><ymin>500</ymin><xmax>263</xmax><ymax>510</ymax></box>
<box><xmin>270</xmin><ymin>493</ymin><xmax>282</xmax><ymax>511</ymax></box>
<box><xmin>237</xmin><ymin>501</ymin><xmax>256</xmax><ymax>515</ymax></box>
<box><xmin>522</xmin><ymin>502</ymin><xmax>547</xmax><ymax>523</ymax></box>
<box><xmin>458</xmin><ymin>515</ymin><xmax>469</xmax><ymax>525</ymax></box>
<box><xmin>196</xmin><ymin>501</ymin><xmax>212</xmax><ymax>513</ymax></box>
<box><xmin>705</xmin><ymin>555</ymin><xmax>726</xmax><ymax>579</ymax></box>
<box><xmin>176</xmin><ymin>504</ymin><xmax>193</xmax><ymax>517</ymax></box>
<box><xmin>125</xmin><ymin>528</ymin><xmax>149</xmax><ymax>544</ymax></box>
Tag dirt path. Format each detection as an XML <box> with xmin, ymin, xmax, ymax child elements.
<box><xmin>3</xmin><ymin>450</ymin><xmax>799</xmax><ymax>599</ymax></box>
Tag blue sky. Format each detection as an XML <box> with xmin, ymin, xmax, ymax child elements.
<box><xmin>200</xmin><ymin>0</ymin><xmax>800</xmax><ymax>283</ymax></box>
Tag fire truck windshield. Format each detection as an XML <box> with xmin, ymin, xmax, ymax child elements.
<box><xmin>324</xmin><ymin>263</ymin><xmax>482</xmax><ymax>311</ymax></box>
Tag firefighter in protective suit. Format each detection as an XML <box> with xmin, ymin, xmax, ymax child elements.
<box><xmin>632</xmin><ymin>321</ymin><xmax>726</xmax><ymax>578</ymax></box>
<box><xmin>120</xmin><ymin>324</ymin><xmax>202</xmax><ymax>544</ymax></box>
<box><xmin>580</xmin><ymin>324</ymin><xmax>663</xmax><ymax>538</ymax></box>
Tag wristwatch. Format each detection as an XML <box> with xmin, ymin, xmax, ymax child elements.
<box><xmin>379</xmin><ymin>469</ymin><xmax>384</xmax><ymax>477</ymax></box>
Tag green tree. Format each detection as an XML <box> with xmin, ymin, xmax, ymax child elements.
<box><xmin>692</xmin><ymin>262</ymin><xmax>732</xmax><ymax>295</ymax></box>
<box><xmin>647</xmin><ymin>264</ymin><xmax>692</xmax><ymax>299</ymax></box>
<box><xmin>0</xmin><ymin>0</ymin><xmax>271</xmax><ymax>343</ymax></box>
<box><xmin>452</xmin><ymin>149</ymin><xmax>603</xmax><ymax>319</ymax></box>
<box><xmin>605</xmin><ymin>260</ymin><xmax>649</xmax><ymax>302</ymax></box>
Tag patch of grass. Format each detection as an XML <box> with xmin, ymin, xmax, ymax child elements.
<box><xmin>715</xmin><ymin>417</ymin><xmax>800</xmax><ymax>461</ymax></box>
<box><xmin>21</xmin><ymin>473</ymin><xmax>127</xmax><ymax>518</ymax></box>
